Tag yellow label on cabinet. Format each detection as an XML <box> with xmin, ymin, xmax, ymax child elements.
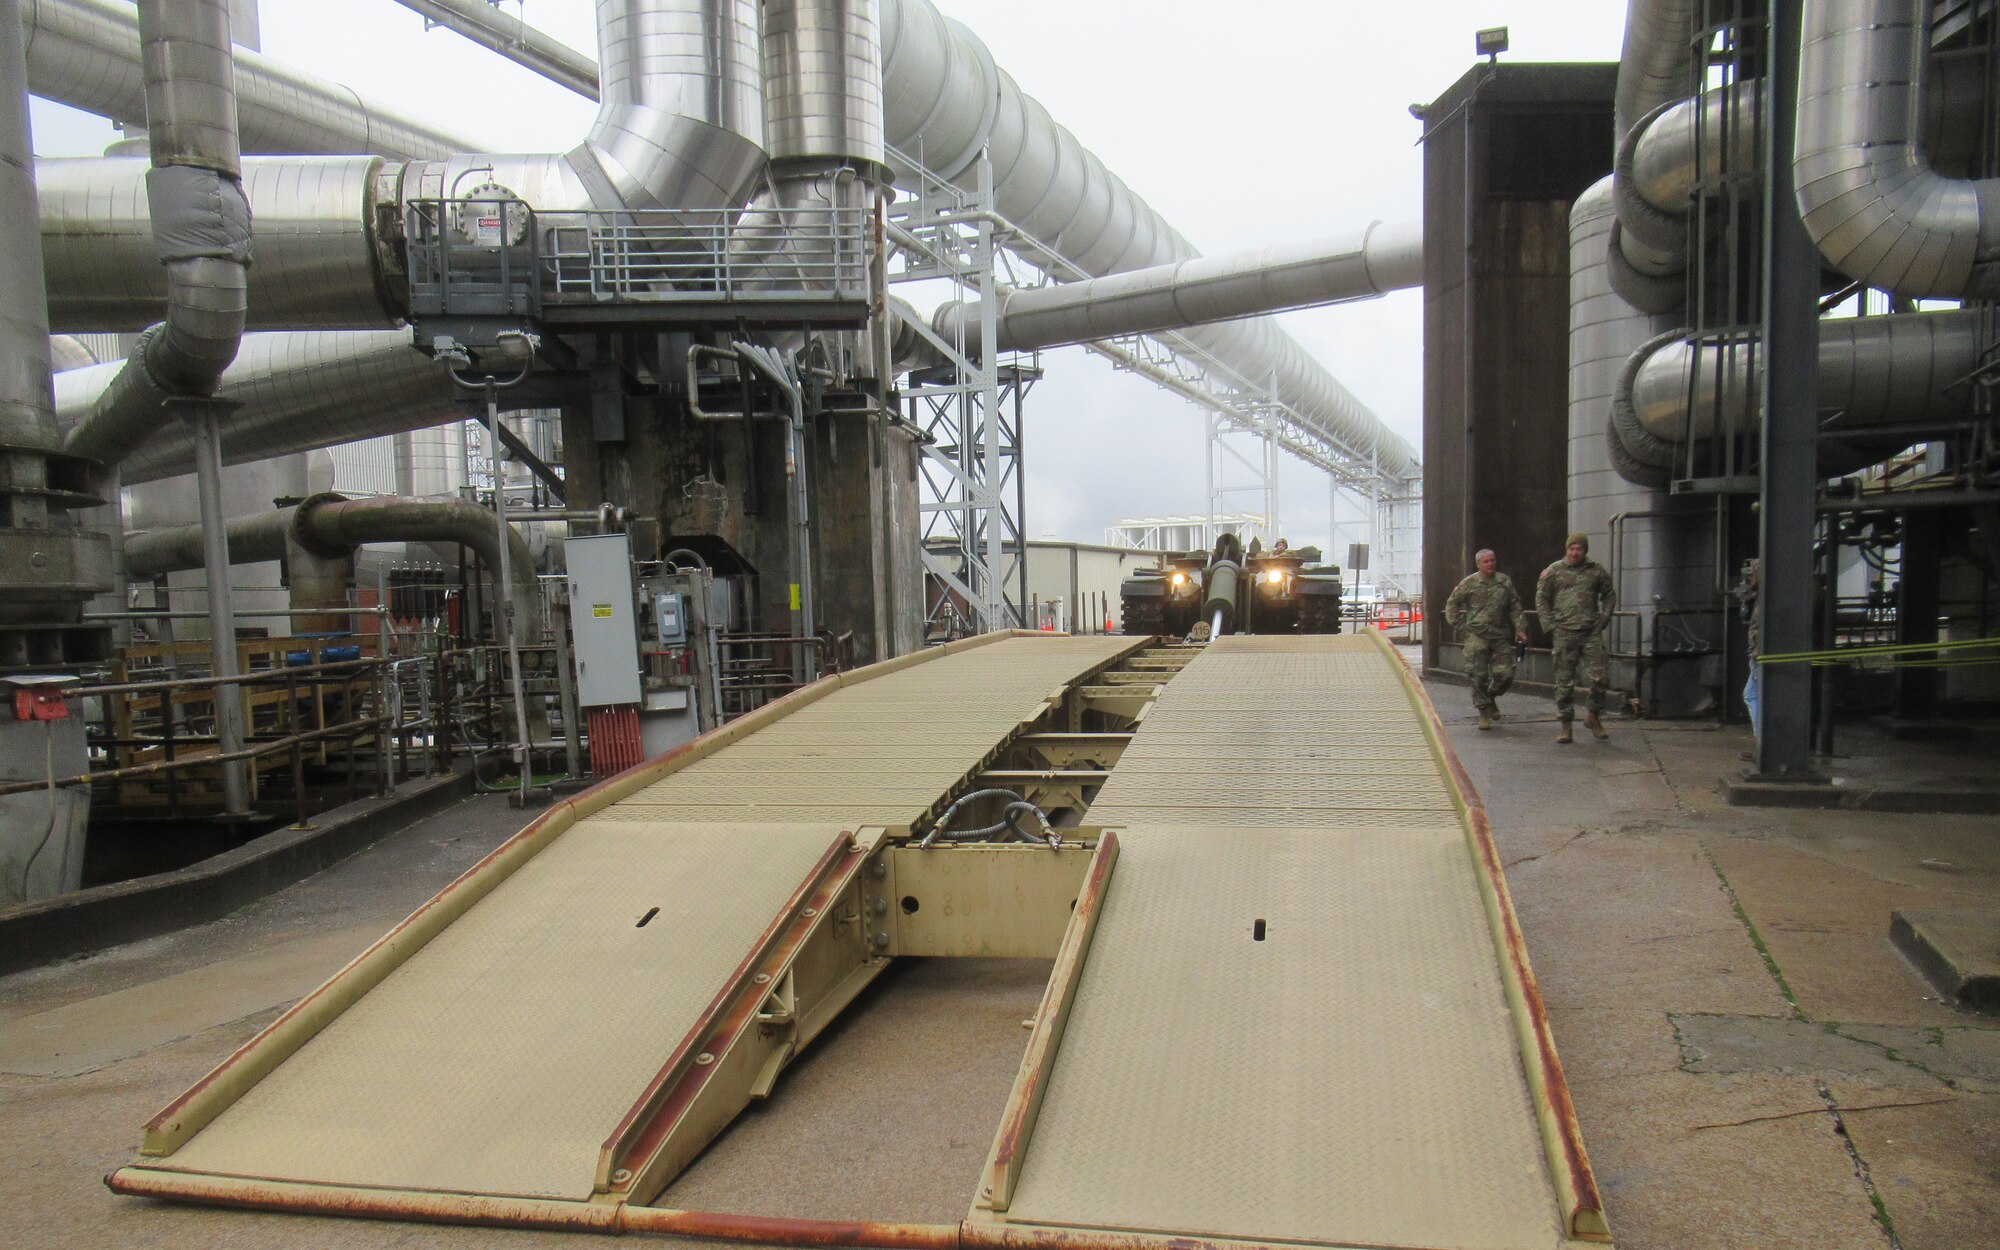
<box><xmin>788</xmin><ymin>583</ymin><xmax>801</xmax><ymax>611</ymax></box>
<box><xmin>591</xmin><ymin>603</ymin><xmax>615</xmax><ymax>618</ymax></box>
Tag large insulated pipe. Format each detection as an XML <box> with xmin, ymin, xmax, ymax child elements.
<box><xmin>1615</xmin><ymin>311</ymin><xmax>1985</xmax><ymax>469</ymax></box>
<box><xmin>40</xmin><ymin>155</ymin><xmax>395</xmax><ymax>332</ymax></box>
<box><xmin>1613</xmin><ymin>45</ymin><xmax>1994</xmax><ymax>312</ymax></box>
<box><xmin>0</xmin><ymin>0</ymin><xmax>58</xmax><ymax>459</ymax></box>
<box><xmin>877</xmin><ymin>0</ymin><xmax>1416</xmax><ymax>481</ymax></box>
<box><xmin>390</xmin><ymin>0</ymin><xmax>599</xmax><ymax>101</ymax></box>
<box><xmin>56</xmin><ymin>330</ymin><xmax>449</xmax><ymax>484</ymax></box>
<box><xmin>928</xmin><ymin>221</ymin><xmax>1423</xmax><ymax>357</ymax></box>
<box><xmin>125</xmin><ymin>492</ymin><xmax>541</xmax><ymax>621</ymax></box>
<box><xmin>21</xmin><ymin>0</ymin><xmax>479</xmax><ymax>158</ymax></box>
<box><xmin>62</xmin><ymin>0</ymin><xmax>252</xmax><ymax>467</ymax></box>
<box><xmin>42</xmin><ymin>0</ymin><xmax>767</xmax><ymax>337</ymax></box>
<box><xmin>1795</xmin><ymin>0</ymin><xmax>2000</xmax><ymax>299</ymax></box>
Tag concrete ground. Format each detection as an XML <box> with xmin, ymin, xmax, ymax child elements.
<box><xmin>2</xmin><ymin>682</ymin><xmax>1995</xmax><ymax>1249</ymax></box>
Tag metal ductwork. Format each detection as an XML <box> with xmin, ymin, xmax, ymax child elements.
<box><xmin>40</xmin><ymin>155</ymin><xmax>394</xmax><ymax>332</ymax></box>
<box><xmin>22</xmin><ymin>0</ymin><xmax>478</xmax><ymax>158</ymax></box>
<box><xmin>50</xmin><ymin>0</ymin><xmax>768</xmax><ymax>474</ymax></box>
<box><xmin>1570</xmin><ymin>173</ymin><xmax>1718</xmax><ymax>715</ymax></box>
<box><xmin>125</xmin><ymin>491</ymin><xmax>541</xmax><ymax>623</ymax></box>
<box><xmin>1614</xmin><ymin>310</ymin><xmax>1984</xmax><ymax>473</ymax></box>
<box><xmin>1615</xmin><ymin>0</ymin><xmax>1697</xmax><ymax>141</ymax></box>
<box><xmin>56</xmin><ymin>329</ymin><xmax>449</xmax><ymax>483</ymax></box>
<box><xmin>877</xmin><ymin>0</ymin><xmax>1416</xmax><ymax>481</ymax></box>
<box><xmin>60</xmin><ymin>0</ymin><xmax>252</xmax><ymax>468</ymax></box>
<box><xmin>928</xmin><ymin>221</ymin><xmax>1423</xmax><ymax>359</ymax></box>
<box><xmin>731</xmin><ymin>1</ymin><xmax>884</xmax><ymax>297</ymax></box>
<box><xmin>1613</xmin><ymin>43</ymin><xmax>1993</xmax><ymax>313</ymax></box>
<box><xmin>1795</xmin><ymin>0</ymin><xmax>2000</xmax><ymax>299</ymax></box>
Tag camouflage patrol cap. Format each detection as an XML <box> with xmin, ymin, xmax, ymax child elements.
<box><xmin>1566</xmin><ymin>532</ymin><xmax>1589</xmax><ymax>552</ymax></box>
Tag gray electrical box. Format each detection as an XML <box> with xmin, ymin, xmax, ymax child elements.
<box><xmin>654</xmin><ymin>590</ymin><xmax>687</xmax><ymax>644</ymax></box>
<box><xmin>567</xmin><ymin>532</ymin><xmax>642</xmax><ymax>708</ymax></box>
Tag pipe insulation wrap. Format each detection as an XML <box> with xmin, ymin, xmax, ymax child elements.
<box><xmin>40</xmin><ymin>155</ymin><xmax>392</xmax><ymax>332</ymax></box>
<box><xmin>0</xmin><ymin>0</ymin><xmax>60</xmax><ymax>450</ymax></box>
<box><xmin>56</xmin><ymin>329</ymin><xmax>450</xmax><ymax>483</ymax></box>
<box><xmin>574</xmin><ymin>0</ymin><xmax>766</xmax><ymax>212</ymax></box>
<box><xmin>22</xmin><ymin>0</ymin><xmax>480</xmax><ymax>158</ymax></box>
<box><xmin>124</xmin><ymin>492</ymin><xmax>541</xmax><ymax>625</ymax></box>
<box><xmin>762</xmin><ymin>0</ymin><xmax>884</xmax><ymax>166</ymax></box>
<box><xmin>65</xmin><ymin>0</ymin><xmax>251</xmax><ymax>467</ymax></box>
<box><xmin>1795</xmin><ymin>0</ymin><xmax>2000</xmax><ymax>299</ymax></box>
<box><xmin>930</xmin><ymin>221</ymin><xmax>1423</xmax><ymax>356</ymax></box>
<box><xmin>1619</xmin><ymin>311</ymin><xmax>1986</xmax><ymax>443</ymax></box>
<box><xmin>878</xmin><ymin>0</ymin><xmax>1416</xmax><ymax>480</ymax></box>
<box><xmin>1614</xmin><ymin>0</ymin><xmax>1697</xmax><ymax>142</ymax></box>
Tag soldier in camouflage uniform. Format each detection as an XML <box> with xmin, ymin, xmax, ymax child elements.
<box><xmin>1444</xmin><ymin>548</ymin><xmax>1528</xmax><ymax>731</ymax></box>
<box><xmin>1535</xmin><ymin>532</ymin><xmax>1617</xmax><ymax>744</ymax></box>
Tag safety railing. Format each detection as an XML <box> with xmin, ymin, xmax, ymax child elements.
<box><xmin>0</xmin><ymin>657</ymin><xmax>393</xmax><ymax>830</ymax></box>
<box><xmin>405</xmin><ymin>198</ymin><xmax>872</xmax><ymax>320</ymax></box>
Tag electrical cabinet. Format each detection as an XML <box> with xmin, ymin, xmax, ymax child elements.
<box><xmin>566</xmin><ymin>533</ymin><xmax>642</xmax><ymax>708</ymax></box>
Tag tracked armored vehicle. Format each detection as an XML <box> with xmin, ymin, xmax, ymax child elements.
<box><xmin>1121</xmin><ymin>533</ymin><xmax>1343</xmax><ymax>637</ymax></box>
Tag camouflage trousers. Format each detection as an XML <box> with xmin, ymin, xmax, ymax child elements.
<box><xmin>1551</xmin><ymin>628</ymin><xmax>1609</xmax><ymax>719</ymax></box>
<box><xmin>1460</xmin><ymin>634</ymin><xmax>1516</xmax><ymax>713</ymax></box>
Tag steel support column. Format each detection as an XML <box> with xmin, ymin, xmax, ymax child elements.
<box><xmin>1756</xmin><ymin>0</ymin><xmax>1820</xmax><ymax>780</ymax></box>
<box><xmin>186</xmin><ymin>399</ymin><xmax>250</xmax><ymax>816</ymax></box>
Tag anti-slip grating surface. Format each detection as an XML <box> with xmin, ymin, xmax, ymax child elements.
<box><xmin>1001</xmin><ymin>635</ymin><xmax>1569</xmax><ymax>1250</ymax></box>
<box><xmin>155</xmin><ymin>635</ymin><xmax>1133</xmax><ymax>1201</ymax></box>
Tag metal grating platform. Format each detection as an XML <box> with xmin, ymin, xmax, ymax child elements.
<box><xmin>979</xmin><ymin>634</ymin><xmax>1606</xmax><ymax>1249</ymax></box>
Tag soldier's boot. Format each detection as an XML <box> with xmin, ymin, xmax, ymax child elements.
<box><xmin>1555</xmin><ymin>719</ymin><xmax>1574</xmax><ymax>745</ymax></box>
<box><xmin>1477</xmin><ymin>711</ymin><xmax>1492</xmax><ymax>731</ymax></box>
<box><xmin>1584</xmin><ymin>710</ymin><xmax>1608</xmax><ymax>740</ymax></box>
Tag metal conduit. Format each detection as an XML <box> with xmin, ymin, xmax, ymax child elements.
<box><xmin>1795</xmin><ymin>0</ymin><xmax>2000</xmax><ymax>300</ymax></box>
<box><xmin>29</xmin><ymin>0</ymin><xmax>1413</xmax><ymax>481</ymax></box>
<box><xmin>21</xmin><ymin>0</ymin><xmax>480</xmax><ymax>158</ymax></box>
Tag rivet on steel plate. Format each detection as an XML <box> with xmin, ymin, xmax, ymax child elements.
<box><xmin>871</xmin><ymin>860</ymin><xmax>888</xmax><ymax>877</ymax></box>
<box><xmin>873</xmin><ymin>930</ymin><xmax>890</xmax><ymax>948</ymax></box>
<box><xmin>753</xmin><ymin>972</ymin><xmax>771</xmax><ymax>984</ymax></box>
<box><xmin>802</xmin><ymin>907</ymin><xmax>818</xmax><ymax>918</ymax></box>
<box><xmin>613</xmin><ymin>1168</ymin><xmax>633</xmax><ymax>1184</ymax></box>
<box><xmin>696</xmin><ymin>1052</ymin><xmax>715</xmax><ymax>1065</ymax></box>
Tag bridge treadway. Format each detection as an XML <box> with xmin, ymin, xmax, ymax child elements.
<box><xmin>985</xmin><ymin>635</ymin><xmax>1581</xmax><ymax>1250</ymax></box>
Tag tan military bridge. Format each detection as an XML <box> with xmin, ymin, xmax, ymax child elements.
<box><xmin>110</xmin><ymin>630</ymin><xmax>1609</xmax><ymax>1250</ymax></box>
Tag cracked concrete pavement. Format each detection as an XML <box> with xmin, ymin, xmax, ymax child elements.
<box><xmin>1440</xmin><ymin>676</ymin><xmax>2000</xmax><ymax>1250</ymax></box>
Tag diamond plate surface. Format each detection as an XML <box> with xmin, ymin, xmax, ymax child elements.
<box><xmin>1005</xmin><ymin>635</ymin><xmax>1569</xmax><ymax>1249</ymax></box>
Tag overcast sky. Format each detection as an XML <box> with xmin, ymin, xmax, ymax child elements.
<box><xmin>30</xmin><ymin>0</ymin><xmax>1627</xmax><ymax>550</ymax></box>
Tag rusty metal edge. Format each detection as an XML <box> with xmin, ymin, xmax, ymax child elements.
<box><xmin>128</xmin><ymin>634</ymin><xmax>1056</xmax><ymax>1159</ymax></box>
<box><xmin>106</xmin><ymin>1167</ymin><xmax>1474</xmax><ymax>1250</ymax></box>
<box><xmin>597</xmin><ymin>831</ymin><xmax>871</xmax><ymax>1193</ymax></box>
<box><xmin>1368</xmin><ymin>629</ymin><xmax>1611</xmax><ymax>1243</ymax></box>
<box><xmin>973</xmin><ymin>830</ymin><xmax>1122</xmax><ymax>1212</ymax></box>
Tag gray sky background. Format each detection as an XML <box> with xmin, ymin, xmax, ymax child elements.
<box><xmin>30</xmin><ymin>0</ymin><xmax>1626</xmax><ymax>549</ymax></box>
